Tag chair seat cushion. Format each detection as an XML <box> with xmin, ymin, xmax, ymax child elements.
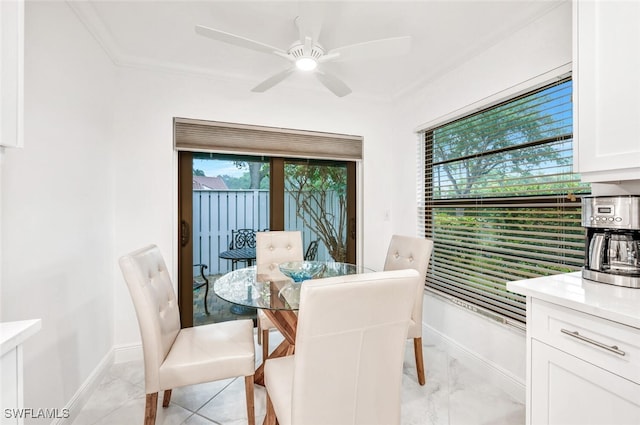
<box><xmin>159</xmin><ymin>319</ymin><xmax>255</xmax><ymax>390</ymax></box>
<box><xmin>264</xmin><ymin>355</ymin><xmax>294</xmax><ymax>425</ymax></box>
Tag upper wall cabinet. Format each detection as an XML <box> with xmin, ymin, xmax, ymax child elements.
<box><xmin>0</xmin><ymin>0</ymin><xmax>24</xmax><ymax>148</ymax></box>
<box><xmin>573</xmin><ymin>0</ymin><xmax>640</xmax><ymax>182</ymax></box>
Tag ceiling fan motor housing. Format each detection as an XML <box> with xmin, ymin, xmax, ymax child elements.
<box><xmin>288</xmin><ymin>42</ymin><xmax>325</xmax><ymax>60</ymax></box>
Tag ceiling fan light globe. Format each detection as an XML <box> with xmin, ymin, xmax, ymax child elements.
<box><xmin>295</xmin><ymin>57</ymin><xmax>317</xmax><ymax>71</ymax></box>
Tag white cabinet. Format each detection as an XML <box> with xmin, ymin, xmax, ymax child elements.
<box><xmin>0</xmin><ymin>0</ymin><xmax>24</xmax><ymax>148</ymax></box>
<box><xmin>573</xmin><ymin>0</ymin><xmax>640</xmax><ymax>182</ymax></box>
<box><xmin>507</xmin><ymin>272</ymin><xmax>640</xmax><ymax>425</ymax></box>
<box><xmin>1</xmin><ymin>320</ymin><xmax>41</xmax><ymax>425</ymax></box>
<box><xmin>531</xmin><ymin>340</ymin><xmax>640</xmax><ymax>425</ymax></box>
<box><xmin>529</xmin><ymin>299</ymin><xmax>640</xmax><ymax>425</ymax></box>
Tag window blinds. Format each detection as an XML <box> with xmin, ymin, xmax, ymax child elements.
<box><xmin>420</xmin><ymin>78</ymin><xmax>590</xmax><ymax>324</ymax></box>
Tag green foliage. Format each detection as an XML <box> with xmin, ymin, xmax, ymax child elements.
<box><xmin>193</xmin><ymin>168</ymin><xmax>205</xmax><ymax>176</ymax></box>
<box><xmin>220</xmin><ymin>173</ymin><xmax>269</xmax><ymax>190</ymax></box>
<box><xmin>432</xmin><ymin>84</ymin><xmax>577</xmax><ymax>198</ymax></box>
<box><xmin>285</xmin><ymin>163</ymin><xmax>348</xmax><ymax>262</ymax></box>
<box><xmin>233</xmin><ymin>161</ymin><xmax>269</xmax><ymax>189</ymax></box>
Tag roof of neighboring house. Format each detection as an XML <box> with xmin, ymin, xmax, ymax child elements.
<box><xmin>193</xmin><ymin>176</ymin><xmax>228</xmax><ymax>190</ymax></box>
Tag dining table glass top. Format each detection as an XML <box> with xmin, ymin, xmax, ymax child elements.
<box><xmin>213</xmin><ymin>261</ymin><xmax>374</xmax><ymax>311</ymax></box>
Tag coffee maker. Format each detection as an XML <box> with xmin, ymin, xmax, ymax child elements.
<box><xmin>582</xmin><ymin>196</ymin><xmax>640</xmax><ymax>288</ymax></box>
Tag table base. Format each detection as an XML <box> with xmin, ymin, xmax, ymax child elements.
<box><xmin>253</xmin><ymin>309</ymin><xmax>298</xmax><ymax>386</ymax></box>
<box><xmin>230</xmin><ymin>305</ymin><xmax>257</xmax><ymax>315</ymax></box>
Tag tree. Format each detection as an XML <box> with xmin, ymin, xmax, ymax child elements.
<box><xmin>233</xmin><ymin>161</ymin><xmax>268</xmax><ymax>189</ymax></box>
<box><xmin>285</xmin><ymin>164</ymin><xmax>347</xmax><ymax>262</ymax></box>
<box><xmin>433</xmin><ymin>92</ymin><xmax>572</xmax><ymax>198</ymax></box>
<box><xmin>193</xmin><ymin>168</ymin><xmax>205</xmax><ymax>176</ymax></box>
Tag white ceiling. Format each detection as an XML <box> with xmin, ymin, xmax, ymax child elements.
<box><xmin>69</xmin><ymin>0</ymin><xmax>566</xmax><ymax>100</ymax></box>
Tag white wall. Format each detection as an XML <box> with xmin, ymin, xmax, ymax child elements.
<box><xmin>390</xmin><ymin>1</ymin><xmax>573</xmax><ymax>394</ymax></box>
<box><xmin>0</xmin><ymin>1</ymin><xmax>116</xmax><ymax>419</ymax></box>
<box><xmin>0</xmin><ymin>0</ymin><xmax>584</xmax><ymax>415</ymax></box>
<box><xmin>111</xmin><ymin>67</ymin><xmax>396</xmax><ymax>346</ymax></box>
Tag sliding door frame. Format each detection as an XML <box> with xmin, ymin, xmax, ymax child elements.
<box><xmin>176</xmin><ymin>119</ymin><xmax>363</xmax><ymax>328</ymax></box>
<box><xmin>177</xmin><ymin>152</ymin><xmax>359</xmax><ymax>328</ymax></box>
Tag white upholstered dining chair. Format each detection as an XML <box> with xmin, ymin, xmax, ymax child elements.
<box><xmin>263</xmin><ymin>269</ymin><xmax>420</xmax><ymax>425</ymax></box>
<box><xmin>384</xmin><ymin>234</ymin><xmax>434</xmax><ymax>385</ymax></box>
<box><xmin>119</xmin><ymin>245</ymin><xmax>256</xmax><ymax>425</ymax></box>
<box><xmin>255</xmin><ymin>230</ymin><xmax>304</xmax><ymax>362</ymax></box>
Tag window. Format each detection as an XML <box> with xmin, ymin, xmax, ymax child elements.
<box><xmin>420</xmin><ymin>78</ymin><xmax>590</xmax><ymax>325</ymax></box>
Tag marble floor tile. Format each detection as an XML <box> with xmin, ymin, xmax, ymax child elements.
<box><xmin>170</xmin><ymin>379</ymin><xmax>235</xmax><ymax>413</ymax></box>
<box><xmin>71</xmin><ymin>336</ymin><xmax>524</xmax><ymax>425</ymax></box>
<box><xmin>197</xmin><ymin>377</ymin><xmax>267</xmax><ymax>424</ymax></box>
<box><xmin>92</xmin><ymin>397</ymin><xmax>192</xmax><ymax>425</ymax></box>
<box><xmin>447</xmin><ymin>357</ymin><xmax>525</xmax><ymax>425</ymax></box>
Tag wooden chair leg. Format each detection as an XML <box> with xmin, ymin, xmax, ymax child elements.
<box><xmin>144</xmin><ymin>393</ymin><xmax>158</xmax><ymax>425</ymax></box>
<box><xmin>262</xmin><ymin>328</ymin><xmax>269</xmax><ymax>362</ymax></box>
<box><xmin>244</xmin><ymin>375</ymin><xmax>255</xmax><ymax>425</ymax></box>
<box><xmin>414</xmin><ymin>337</ymin><xmax>426</xmax><ymax>385</ymax></box>
<box><xmin>257</xmin><ymin>321</ymin><xmax>262</xmax><ymax>345</ymax></box>
<box><xmin>162</xmin><ymin>389</ymin><xmax>172</xmax><ymax>407</ymax></box>
<box><xmin>264</xmin><ymin>392</ymin><xmax>278</xmax><ymax>425</ymax></box>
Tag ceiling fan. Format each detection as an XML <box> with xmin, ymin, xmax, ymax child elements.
<box><xmin>195</xmin><ymin>12</ymin><xmax>411</xmax><ymax>97</ymax></box>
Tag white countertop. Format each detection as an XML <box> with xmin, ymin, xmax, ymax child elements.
<box><xmin>0</xmin><ymin>319</ymin><xmax>41</xmax><ymax>356</ymax></box>
<box><xmin>507</xmin><ymin>272</ymin><xmax>640</xmax><ymax>329</ymax></box>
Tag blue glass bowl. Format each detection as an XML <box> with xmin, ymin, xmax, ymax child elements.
<box><xmin>279</xmin><ymin>261</ymin><xmax>325</xmax><ymax>282</ymax></box>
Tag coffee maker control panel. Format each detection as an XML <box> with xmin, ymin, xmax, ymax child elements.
<box><xmin>582</xmin><ymin>196</ymin><xmax>640</xmax><ymax>230</ymax></box>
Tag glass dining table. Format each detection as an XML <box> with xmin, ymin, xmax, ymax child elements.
<box><xmin>214</xmin><ymin>261</ymin><xmax>374</xmax><ymax>385</ymax></box>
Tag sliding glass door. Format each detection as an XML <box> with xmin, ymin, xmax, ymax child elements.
<box><xmin>178</xmin><ymin>152</ymin><xmax>356</xmax><ymax>327</ymax></box>
<box><xmin>283</xmin><ymin>159</ymin><xmax>355</xmax><ymax>264</ymax></box>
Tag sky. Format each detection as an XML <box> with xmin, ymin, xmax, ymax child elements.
<box><xmin>193</xmin><ymin>159</ymin><xmax>245</xmax><ymax>177</ymax></box>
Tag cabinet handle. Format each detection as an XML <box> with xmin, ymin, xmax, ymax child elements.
<box><xmin>560</xmin><ymin>329</ymin><xmax>626</xmax><ymax>356</ymax></box>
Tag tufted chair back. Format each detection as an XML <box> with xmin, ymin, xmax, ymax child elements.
<box><xmin>383</xmin><ymin>235</ymin><xmax>433</xmax><ymax>339</ymax></box>
<box><xmin>266</xmin><ymin>269</ymin><xmax>420</xmax><ymax>425</ymax></box>
<box><xmin>256</xmin><ymin>231</ymin><xmax>304</xmax><ymax>279</ymax></box>
<box><xmin>119</xmin><ymin>245</ymin><xmax>180</xmax><ymax>393</ymax></box>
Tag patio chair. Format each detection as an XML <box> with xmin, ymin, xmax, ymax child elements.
<box><xmin>193</xmin><ymin>263</ymin><xmax>209</xmax><ymax>315</ymax></box>
<box><xmin>384</xmin><ymin>234</ymin><xmax>434</xmax><ymax>386</ymax></box>
<box><xmin>303</xmin><ymin>239</ymin><xmax>319</xmax><ymax>261</ymax></box>
<box><xmin>255</xmin><ymin>231</ymin><xmax>303</xmax><ymax>362</ymax></box>
<box><xmin>228</xmin><ymin>228</ymin><xmax>257</xmax><ymax>270</ymax></box>
<box><xmin>263</xmin><ymin>269</ymin><xmax>420</xmax><ymax>425</ymax></box>
<box><xmin>119</xmin><ymin>245</ymin><xmax>255</xmax><ymax>425</ymax></box>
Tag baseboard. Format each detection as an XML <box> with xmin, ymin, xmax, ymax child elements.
<box><xmin>423</xmin><ymin>324</ymin><xmax>526</xmax><ymax>403</ymax></box>
<box><xmin>50</xmin><ymin>343</ymin><xmax>143</xmax><ymax>425</ymax></box>
<box><xmin>50</xmin><ymin>349</ymin><xmax>114</xmax><ymax>425</ymax></box>
<box><xmin>113</xmin><ymin>342</ymin><xmax>142</xmax><ymax>363</ymax></box>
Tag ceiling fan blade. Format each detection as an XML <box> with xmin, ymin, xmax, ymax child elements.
<box><xmin>195</xmin><ymin>25</ymin><xmax>286</xmax><ymax>56</ymax></box>
<box><xmin>327</xmin><ymin>36</ymin><xmax>412</xmax><ymax>62</ymax></box>
<box><xmin>251</xmin><ymin>68</ymin><xmax>296</xmax><ymax>93</ymax></box>
<box><xmin>315</xmin><ymin>71</ymin><xmax>352</xmax><ymax>97</ymax></box>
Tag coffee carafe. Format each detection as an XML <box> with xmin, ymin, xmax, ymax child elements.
<box><xmin>582</xmin><ymin>196</ymin><xmax>640</xmax><ymax>288</ymax></box>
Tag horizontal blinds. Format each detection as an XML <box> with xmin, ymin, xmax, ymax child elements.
<box><xmin>420</xmin><ymin>78</ymin><xmax>590</xmax><ymax>324</ymax></box>
<box><xmin>174</xmin><ymin>118</ymin><xmax>363</xmax><ymax>161</ymax></box>
<box><xmin>425</xmin><ymin>197</ymin><xmax>584</xmax><ymax>323</ymax></box>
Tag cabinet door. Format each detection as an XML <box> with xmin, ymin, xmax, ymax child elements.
<box><xmin>573</xmin><ymin>0</ymin><xmax>640</xmax><ymax>182</ymax></box>
<box><xmin>531</xmin><ymin>340</ymin><xmax>640</xmax><ymax>425</ymax></box>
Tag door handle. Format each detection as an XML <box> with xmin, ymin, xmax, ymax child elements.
<box><xmin>181</xmin><ymin>220</ymin><xmax>190</xmax><ymax>247</ymax></box>
<box><xmin>349</xmin><ymin>218</ymin><xmax>356</xmax><ymax>240</ymax></box>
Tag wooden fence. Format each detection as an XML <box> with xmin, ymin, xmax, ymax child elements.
<box><xmin>193</xmin><ymin>189</ymin><xmax>341</xmax><ymax>273</ymax></box>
